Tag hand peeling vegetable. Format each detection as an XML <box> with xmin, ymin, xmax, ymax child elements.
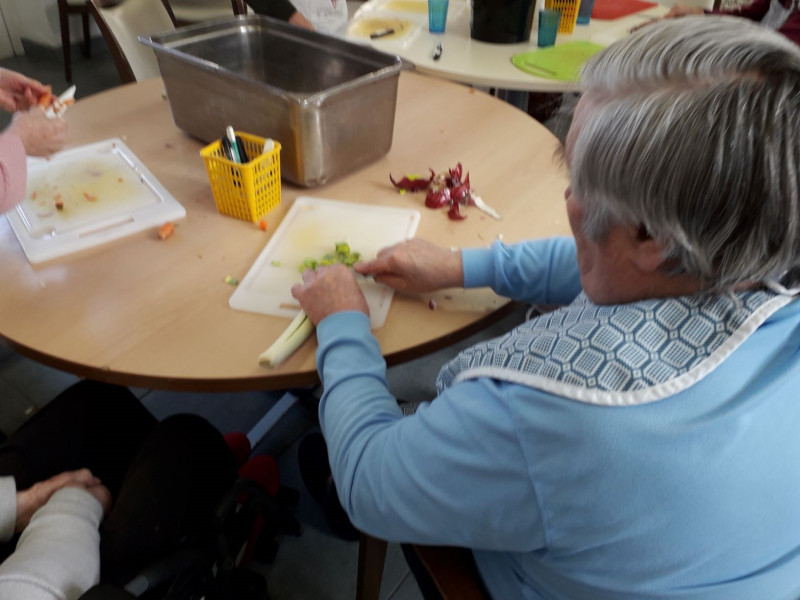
<box><xmin>390</xmin><ymin>163</ymin><xmax>501</xmax><ymax>221</ymax></box>
<box><xmin>258</xmin><ymin>310</ymin><xmax>314</xmax><ymax>368</ymax></box>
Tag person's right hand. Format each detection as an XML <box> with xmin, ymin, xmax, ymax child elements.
<box><xmin>7</xmin><ymin>108</ymin><xmax>68</xmax><ymax>157</ymax></box>
<box><xmin>0</xmin><ymin>69</ymin><xmax>50</xmax><ymax>112</ymax></box>
<box><xmin>629</xmin><ymin>4</ymin><xmax>705</xmax><ymax>32</ymax></box>
<box><xmin>353</xmin><ymin>238</ymin><xmax>464</xmax><ymax>294</ymax></box>
<box><xmin>15</xmin><ymin>469</ymin><xmax>103</xmax><ymax>532</ymax></box>
<box><xmin>664</xmin><ymin>3</ymin><xmax>706</xmax><ymax>17</ymax></box>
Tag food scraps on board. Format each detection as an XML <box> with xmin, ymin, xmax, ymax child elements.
<box><xmin>298</xmin><ymin>241</ymin><xmax>361</xmax><ymax>273</ymax></box>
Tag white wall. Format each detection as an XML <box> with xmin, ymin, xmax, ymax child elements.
<box><xmin>0</xmin><ymin>0</ymin><xmax>101</xmax><ymax>56</ymax></box>
<box><xmin>0</xmin><ymin>8</ymin><xmax>16</xmax><ymax>59</ymax></box>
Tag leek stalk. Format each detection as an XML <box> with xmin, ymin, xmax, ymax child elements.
<box><xmin>258</xmin><ymin>310</ymin><xmax>314</xmax><ymax>368</ymax></box>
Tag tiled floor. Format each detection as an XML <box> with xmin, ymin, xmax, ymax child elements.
<box><xmin>0</xmin><ymin>28</ymin><xmax>534</xmax><ymax>599</ymax></box>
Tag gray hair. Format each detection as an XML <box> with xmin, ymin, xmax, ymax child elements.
<box><xmin>572</xmin><ymin>16</ymin><xmax>800</xmax><ymax>293</ymax></box>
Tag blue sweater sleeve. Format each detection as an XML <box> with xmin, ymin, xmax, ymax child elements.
<box><xmin>462</xmin><ymin>236</ymin><xmax>582</xmax><ymax>305</ymax></box>
<box><xmin>316</xmin><ymin>312</ymin><xmax>546</xmax><ymax>551</ymax></box>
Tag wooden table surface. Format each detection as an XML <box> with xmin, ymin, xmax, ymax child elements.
<box><xmin>0</xmin><ymin>71</ymin><xmax>571</xmax><ymax>392</ymax></box>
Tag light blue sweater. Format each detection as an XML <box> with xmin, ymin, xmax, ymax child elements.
<box><xmin>316</xmin><ymin>237</ymin><xmax>800</xmax><ymax>599</ymax></box>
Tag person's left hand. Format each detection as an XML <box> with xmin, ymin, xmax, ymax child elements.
<box><xmin>15</xmin><ymin>469</ymin><xmax>102</xmax><ymax>532</ymax></box>
<box><xmin>291</xmin><ymin>264</ymin><xmax>369</xmax><ymax>326</ymax></box>
<box><xmin>288</xmin><ymin>10</ymin><xmax>314</xmax><ymax>29</ymax></box>
<box><xmin>0</xmin><ymin>69</ymin><xmax>50</xmax><ymax>113</ymax></box>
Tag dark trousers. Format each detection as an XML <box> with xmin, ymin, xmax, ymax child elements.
<box><xmin>0</xmin><ymin>380</ymin><xmax>236</xmax><ymax>586</ymax></box>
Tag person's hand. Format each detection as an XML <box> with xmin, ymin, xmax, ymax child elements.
<box><xmin>353</xmin><ymin>238</ymin><xmax>463</xmax><ymax>294</ymax></box>
<box><xmin>630</xmin><ymin>5</ymin><xmax>705</xmax><ymax>32</ymax></box>
<box><xmin>0</xmin><ymin>69</ymin><xmax>50</xmax><ymax>112</ymax></box>
<box><xmin>15</xmin><ymin>469</ymin><xmax>102</xmax><ymax>532</ymax></box>
<box><xmin>291</xmin><ymin>264</ymin><xmax>369</xmax><ymax>325</ymax></box>
<box><xmin>664</xmin><ymin>3</ymin><xmax>706</xmax><ymax>17</ymax></box>
<box><xmin>288</xmin><ymin>10</ymin><xmax>314</xmax><ymax>29</ymax></box>
<box><xmin>65</xmin><ymin>481</ymin><xmax>113</xmax><ymax>518</ymax></box>
<box><xmin>7</xmin><ymin>108</ymin><xmax>68</xmax><ymax>157</ymax></box>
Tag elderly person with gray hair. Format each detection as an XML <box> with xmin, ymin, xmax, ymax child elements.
<box><xmin>291</xmin><ymin>16</ymin><xmax>800</xmax><ymax>600</ymax></box>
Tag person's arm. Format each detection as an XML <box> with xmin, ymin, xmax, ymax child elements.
<box><xmin>247</xmin><ymin>0</ymin><xmax>314</xmax><ymax>27</ymax></box>
<box><xmin>0</xmin><ymin>487</ymin><xmax>104</xmax><ymax>600</ymax></box>
<box><xmin>462</xmin><ymin>237</ymin><xmax>582</xmax><ymax>305</ymax></box>
<box><xmin>0</xmin><ymin>109</ymin><xmax>68</xmax><ymax>213</ymax></box>
<box><xmin>0</xmin><ymin>477</ymin><xmax>16</xmax><ymax>542</ymax></box>
<box><xmin>315</xmin><ymin>312</ymin><xmax>547</xmax><ymax>549</ymax></box>
<box><xmin>0</xmin><ymin>131</ymin><xmax>27</xmax><ymax>214</ymax></box>
<box><xmin>355</xmin><ymin>236</ymin><xmax>582</xmax><ymax>306</ymax></box>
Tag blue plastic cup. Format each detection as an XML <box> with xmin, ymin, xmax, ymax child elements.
<box><xmin>576</xmin><ymin>0</ymin><xmax>596</xmax><ymax>24</ymax></box>
<box><xmin>428</xmin><ymin>0</ymin><xmax>449</xmax><ymax>33</ymax></box>
<box><xmin>537</xmin><ymin>9</ymin><xmax>561</xmax><ymax>47</ymax></box>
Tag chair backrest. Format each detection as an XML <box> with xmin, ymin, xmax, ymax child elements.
<box><xmin>165</xmin><ymin>0</ymin><xmax>246</xmax><ymax>24</ymax></box>
<box><xmin>89</xmin><ymin>0</ymin><xmax>177</xmax><ymax>84</ymax></box>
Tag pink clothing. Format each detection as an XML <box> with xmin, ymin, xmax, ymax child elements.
<box><xmin>0</xmin><ymin>131</ymin><xmax>27</xmax><ymax>213</ymax></box>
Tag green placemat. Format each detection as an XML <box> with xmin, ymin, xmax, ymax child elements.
<box><xmin>512</xmin><ymin>41</ymin><xmax>606</xmax><ymax>80</ymax></box>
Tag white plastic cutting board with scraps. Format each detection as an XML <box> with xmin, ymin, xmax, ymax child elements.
<box><xmin>229</xmin><ymin>196</ymin><xmax>420</xmax><ymax>328</ymax></box>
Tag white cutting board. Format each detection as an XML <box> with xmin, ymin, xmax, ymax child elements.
<box><xmin>229</xmin><ymin>196</ymin><xmax>420</xmax><ymax>328</ymax></box>
<box><xmin>6</xmin><ymin>138</ymin><xmax>185</xmax><ymax>264</ymax></box>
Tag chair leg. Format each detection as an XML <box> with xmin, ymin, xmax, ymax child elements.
<box><xmin>356</xmin><ymin>534</ymin><xmax>388</xmax><ymax>600</ymax></box>
<box><xmin>81</xmin><ymin>9</ymin><xmax>91</xmax><ymax>58</ymax></box>
<box><xmin>58</xmin><ymin>0</ymin><xmax>72</xmax><ymax>82</ymax></box>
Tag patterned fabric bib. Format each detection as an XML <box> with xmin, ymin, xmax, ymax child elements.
<box><xmin>436</xmin><ymin>290</ymin><xmax>793</xmax><ymax>406</ymax></box>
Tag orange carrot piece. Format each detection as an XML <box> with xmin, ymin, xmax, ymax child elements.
<box><xmin>158</xmin><ymin>222</ymin><xmax>175</xmax><ymax>240</ymax></box>
<box><xmin>37</xmin><ymin>89</ymin><xmax>53</xmax><ymax>108</ymax></box>
<box><xmin>259</xmin><ymin>219</ymin><xmax>268</xmax><ymax>231</ymax></box>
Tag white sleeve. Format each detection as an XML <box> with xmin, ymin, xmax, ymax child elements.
<box><xmin>0</xmin><ymin>487</ymin><xmax>103</xmax><ymax>600</ymax></box>
<box><xmin>0</xmin><ymin>477</ymin><xmax>17</xmax><ymax>542</ymax></box>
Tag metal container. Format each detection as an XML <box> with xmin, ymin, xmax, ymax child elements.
<box><xmin>140</xmin><ymin>16</ymin><xmax>406</xmax><ymax>187</ymax></box>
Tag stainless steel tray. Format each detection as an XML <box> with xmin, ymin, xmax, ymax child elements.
<box><xmin>141</xmin><ymin>16</ymin><xmax>408</xmax><ymax>187</ymax></box>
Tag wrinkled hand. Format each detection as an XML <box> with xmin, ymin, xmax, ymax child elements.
<box><xmin>664</xmin><ymin>3</ymin><xmax>706</xmax><ymax>17</ymax></box>
<box><xmin>291</xmin><ymin>264</ymin><xmax>369</xmax><ymax>326</ymax></box>
<box><xmin>0</xmin><ymin>69</ymin><xmax>49</xmax><ymax>112</ymax></box>
<box><xmin>630</xmin><ymin>4</ymin><xmax>705</xmax><ymax>32</ymax></box>
<box><xmin>16</xmin><ymin>469</ymin><xmax>105</xmax><ymax>532</ymax></box>
<box><xmin>353</xmin><ymin>238</ymin><xmax>463</xmax><ymax>294</ymax></box>
<box><xmin>65</xmin><ymin>481</ymin><xmax>113</xmax><ymax>517</ymax></box>
<box><xmin>8</xmin><ymin>108</ymin><xmax>68</xmax><ymax>157</ymax></box>
<box><xmin>288</xmin><ymin>10</ymin><xmax>314</xmax><ymax>29</ymax></box>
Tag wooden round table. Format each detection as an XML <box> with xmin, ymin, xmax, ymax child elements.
<box><xmin>0</xmin><ymin>71</ymin><xmax>570</xmax><ymax>391</ymax></box>
<box><xmin>347</xmin><ymin>0</ymin><xmax>667</xmax><ymax>92</ymax></box>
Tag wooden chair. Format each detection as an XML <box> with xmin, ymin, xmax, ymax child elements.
<box><xmin>89</xmin><ymin>0</ymin><xmax>177</xmax><ymax>84</ymax></box>
<box><xmin>57</xmin><ymin>0</ymin><xmax>93</xmax><ymax>83</ymax></box>
<box><xmin>357</xmin><ymin>535</ymin><xmax>488</xmax><ymax>600</ymax></box>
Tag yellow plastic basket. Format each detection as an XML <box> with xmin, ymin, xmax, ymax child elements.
<box><xmin>200</xmin><ymin>132</ymin><xmax>281</xmax><ymax>222</ymax></box>
<box><xmin>545</xmin><ymin>0</ymin><xmax>580</xmax><ymax>33</ymax></box>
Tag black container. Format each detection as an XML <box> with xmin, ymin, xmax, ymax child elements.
<box><xmin>470</xmin><ymin>0</ymin><xmax>536</xmax><ymax>44</ymax></box>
